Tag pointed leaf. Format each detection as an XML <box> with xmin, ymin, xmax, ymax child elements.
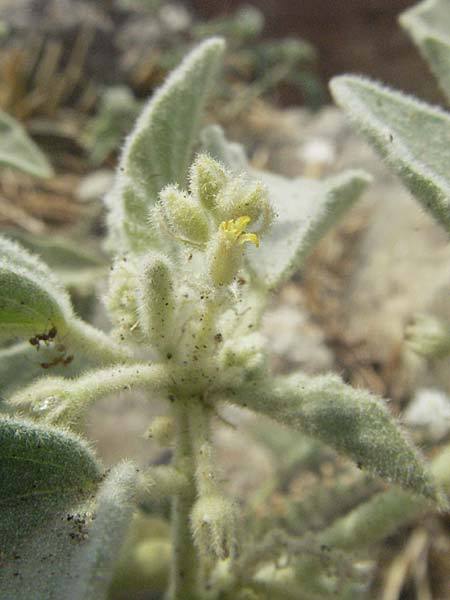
<box><xmin>0</xmin><ymin>236</ymin><xmax>73</xmax><ymax>338</ymax></box>
<box><xmin>0</xmin><ymin>418</ymin><xmax>139</xmax><ymax>600</ymax></box>
<box><xmin>0</xmin><ymin>110</ymin><xmax>53</xmax><ymax>177</ymax></box>
<box><xmin>318</xmin><ymin>443</ymin><xmax>450</xmax><ymax>551</ymax></box>
<box><xmin>225</xmin><ymin>373</ymin><xmax>444</xmax><ymax>505</ymax></box>
<box><xmin>246</xmin><ymin>169</ymin><xmax>371</xmax><ymax>289</ymax></box>
<box><xmin>330</xmin><ymin>75</ymin><xmax>450</xmax><ymax>232</ymax></box>
<box><xmin>400</xmin><ymin>0</ymin><xmax>450</xmax><ymax>102</ymax></box>
<box><xmin>110</xmin><ymin>38</ymin><xmax>225</xmax><ymax>251</ymax></box>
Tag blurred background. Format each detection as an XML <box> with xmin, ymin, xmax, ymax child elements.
<box><xmin>0</xmin><ymin>2</ymin><xmax>449</xmax><ymax>599</ymax></box>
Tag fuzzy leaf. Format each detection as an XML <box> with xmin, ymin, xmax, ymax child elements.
<box><xmin>111</xmin><ymin>38</ymin><xmax>225</xmax><ymax>250</ymax></box>
<box><xmin>400</xmin><ymin>0</ymin><xmax>450</xmax><ymax>102</ymax></box>
<box><xmin>224</xmin><ymin>373</ymin><xmax>444</xmax><ymax>505</ymax></box>
<box><xmin>318</xmin><ymin>443</ymin><xmax>450</xmax><ymax>551</ymax></box>
<box><xmin>0</xmin><ymin>418</ymin><xmax>138</xmax><ymax>600</ymax></box>
<box><xmin>330</xmin><ymin>75</ymin><xmax>450</xmax><ymax>232</ymax></box>
<box><xmin>0</xmin><ymin>236</ymin><xmax>73</xmax><ymax>338</ymax></box>
<box><xmin>246</xmin><ymin>169</ymin><xmax>371</xmax><ymax>289</ymax></box>
<box><xmin>0</xmin><ymin>110</ymin><xmax>53</xmax><ymax>177</ymax></box>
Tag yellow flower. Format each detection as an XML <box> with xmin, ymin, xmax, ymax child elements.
<box><xmin>218</xmin><ymin>216</ymin><xmax>259</xmax><ymax>247</ymax></box>
<box><xmin>208</xmin><ymin>216</ymin><xmax>259</xmax><ymax>287</ymax></box>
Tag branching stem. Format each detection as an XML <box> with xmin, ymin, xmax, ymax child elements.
<box><xmin>67</xmin><ymin>318</ymin><xmax>133</xmax><ymax>364</ymax></box>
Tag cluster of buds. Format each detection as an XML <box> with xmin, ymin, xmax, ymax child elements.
<box><xmin>105</xmin><ymin>154</ymin><xmax>274</xmax><ymax>374</ymax></box>
<box><xmin>156</xmin><ymin>154</ymin><xmax>274</xmax><ymax>286</ymax></box>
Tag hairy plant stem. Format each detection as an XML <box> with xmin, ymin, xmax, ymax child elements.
<box><xmin>167</xmin><ymin>399</ymin><xmax>201</xmax><ymax>600</ymax></box>
<box><xmin>67</xmin><ymin>318</ymin><xmax>133</xmax><ymax>364</ymax></box>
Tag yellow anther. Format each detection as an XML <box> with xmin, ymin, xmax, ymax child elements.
<box><xmin>219</xmin><ymin>216</ymin><xmax>259</xmax><ymax>247</ymax></box>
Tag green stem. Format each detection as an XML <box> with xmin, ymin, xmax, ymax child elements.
<box><xmin>189</xmin><ymin>402</ymin><xmax>218</xmax><ymax>497</ymax></box>
<box><xmin>66</xmin><ymin>318</ymin><xmax>133</xmax><ymax>365</ymax></box>
<box><xmin>167</xmin><ymin>399</ymin><xmax>201</xmax><ymax>600</ymax></box>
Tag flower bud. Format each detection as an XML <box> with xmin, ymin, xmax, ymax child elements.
<box><xmin>189</xmin><ymin>153</ymin><xmax>227</xmax><ymax>211</ymax></box>
<box><xmin>406</xmin><ymin>314</ymin><xmax>450</xmax><ymax>359</ymax></box>
<box><xmin>146</xmin><ymin>415</ymin><xmax>175</xmax><ymax>446</ymax></box>
<box><xmin>137</xmin><ymin>253</ymin><xmax>176</xmax><ymax>352</ymax></box>
<box><xmin>219</xmin><ymin>333</ymin><xmax>266</xmax><ymax>373</ymax></box>
<box><xmin>104</xmin><ymin>255</ymin><xmax>140</xmax><ymax>341</ymax></box>
<box><xmin>160</xmin><ymin>184</ymin><xmax>210</xmax><ymax>244</ymax></box>
<box><xmin>190</xmin><ymin>494</ymin><xmax>238</xmax><ymax>559</ymax></box>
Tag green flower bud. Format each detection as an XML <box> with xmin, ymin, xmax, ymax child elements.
<box><xmin>146</xmin><ymin>415</ymin><xmax>175</xmax><ymax>446</ymax></box>
<box><xmin>219</xmin><ymin>333</ymin><xmax>266</xmax><ymax>373</ymax></box>
<box><xmin>406</xmin><ymin>314</ymin><xmax>450</xmax><ymax>359</ymax></box>
<box><xmin>160</xmin><ymin>184</ymin><xmax>210</xmax><ymax>244</ymax></box>
<box><xmin>137</xmin><ymin>253</ymin><xmax>176</xmax><ymax>353</ymax></box>
<box><xmin>189</xmin><ymin>153</ymin><xmax>227</xmax><ymax>211</ymax></box>
<box><xmin>104</xmin><ymin>255</ymin><xmax>140</xmax><ymax>342</ymax></box>
<box><xmin>190</xmin><ymin>494</ymin><xmax>238</xmax><ymax>560</ymax></box>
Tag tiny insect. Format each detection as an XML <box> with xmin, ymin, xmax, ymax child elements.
<box><xmin>29</xmin><ymin>325</ymin><xmax>57</xmax><ymax>349</ymax></box>
<box><xmin>28</xmin><ymin>324</ymin><xmax>74</xmax><ymax>369</ymax></box>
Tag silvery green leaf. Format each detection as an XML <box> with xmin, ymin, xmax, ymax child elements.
<box><xmin>0</xmin><ymin>110</ymin><xmax>53</xmax><ymax>177</ymax></box>
<box><xmin>330</xmin><ymin>75</ymin><xmax>450</xmax><ymax>232</ymax></box>
<box><xmin>0</xmin><ymin>236</ymin><xmax>73</xmax><ymax>338</ymax></box>
<box><xmin>0</xmin><ymin>417</ymin><xmax>139</xmax><ymax>600</ymax></box>
<box><xmin>400</xmin><ymin>0</ymin><xmax>450</xmax><ymax>103</ymax></box>
<box><xmin>225</xmin><ymin>373</ymin><xmax>445</xmax><ymax>505</ymax></box>
<box><xmin>246</xmin><ymin>169</ymin><xmax>371</xmax><ymax>289</ymax></box>
<box><xmin>110</xmin><ymin>38</ymin><xmax>225</xmax><ymax>251</ymax></box>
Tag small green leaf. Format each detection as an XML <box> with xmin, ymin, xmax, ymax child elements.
<box><xmin>0</xmin><ymin>236</ymin><xmax>72</xmax><ymax>338</ymax></box>
<box><xmin>246</xmin><ymin>169</ymin><xmax>370</xmax><ymax>289</ymax></box>
<box><xmin>330</xmin><ymin>75</ymin><xmax>450</xmax><ymax>232</ymax></box>
<box><xmin>225</xmin><ymin>373</ymin><xmax>444</xmax><ymax>505</ymax></box>
<box><xmin>0</xmin><ymin>418</ymin><xmax>139</xmax><ymax>600</ymax></box>
<box><xmin>110</xmin><ymin>38</ymin><xmax>225</xmax><ymax>251</ymax></box>
<box><xmin>0</xmin><ymin>110</ymin><xmax>53</xmax><ymax>177</ymax></box>
<box><xmin>400</xmin><ymin>0</ymin><xmax>450</xmax><ymax>102</ymax></box>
